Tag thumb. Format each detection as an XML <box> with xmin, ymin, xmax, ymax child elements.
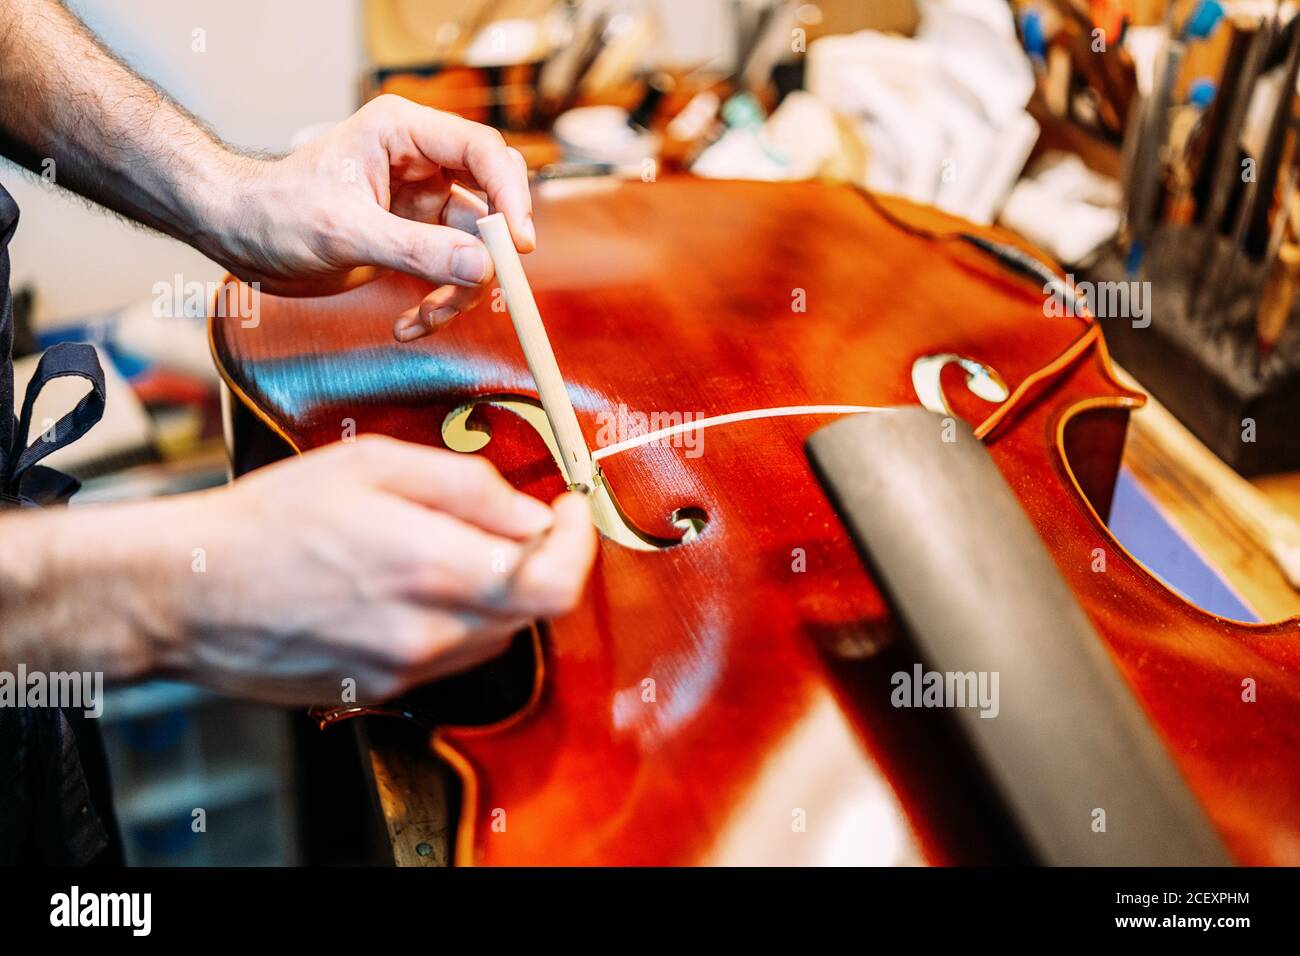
<box><xmin>364</xmin><ymin>209</ymin><xmax>495</xmax><ymax>288</ymax></box>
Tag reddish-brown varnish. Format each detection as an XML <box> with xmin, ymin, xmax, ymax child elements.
<box><xmin>211</xmin><ymin>179</ymin><xmax>1300</xmax><ymax>866</ymax></box>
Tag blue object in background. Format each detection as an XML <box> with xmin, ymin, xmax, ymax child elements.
<box><xmin>1021</xmin><ymin>9</ymin><xmax>1046</xmax><ymax>66</ymax></box>
<box><xmin>1124</xmin><ymin>240</ymin><xmax>1145</xmax><ymax>277</ymax></box>
<box><xmin>122</xmin><ymin>710</ymin><xmax>190</xmax><ymax>752</ymax></box>
<box><xmin>1182</xmin><ymin>0</ymin><xmax>1225</xmax><ymax>42</ymax></box>
<box><xmin>36</xmin><ymin>315</ymin><xmax>151</xmax><ymax>380</ymax></box>
<box><xmin>133</xmin><ymin>814</ymin><xmax>201</xmax><ymax>857</ymax></box>
<box><xmin>1108</xmin><ymin>467</ymin><xmax>1256</xmax><ymax>622</ymax></box>
<box><xmin>1188</xmin><ymin>77</ymin><xmax>1216</xmax><ymax>110</ymax></box>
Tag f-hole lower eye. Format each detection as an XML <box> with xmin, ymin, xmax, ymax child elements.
<box><xmin>670</xmin><ymin>507</ymin><xmax>708</xmax><ymax>542</ymax></box>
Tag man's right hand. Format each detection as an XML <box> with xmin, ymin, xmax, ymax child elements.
<box><xmin>7</xmin><ymin>436</ymin><xmax>596</xmax><ymax>706</ymax></box>
<box><xmin>176</xmin><ymin>436</ymin><xmax>597</xmax><ymax>704</ymax></box>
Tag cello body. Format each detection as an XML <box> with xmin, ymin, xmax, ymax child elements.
<box><xmin>210</xmin><ymin>178</ymin><xmax>1300</xmax><ymax>865</ymax></box>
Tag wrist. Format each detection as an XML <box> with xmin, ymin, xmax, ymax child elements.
<box><xmin>180</xmin><ymin>146</ymin><xmax>270</xmax><ymax>271</ymax></box>
<box><xmin>0</xmin><ymin>510</ymin><xmax>51</xmax><ymax>668</ymax></box>
<box><xmin>105</xmin><ymin>493</ymin><xmax>220</xmax><ymax>677</ymax></box>
<box><xmin>0</xmin><ymin>497</ymin><xmax>206</xmax><ymax>679</ymax></box>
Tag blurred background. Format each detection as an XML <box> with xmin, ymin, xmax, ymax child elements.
<box><xmin>5</xmin><ymin>0</ymin><xmax>1300</xmax><ymax>865</ymax></box>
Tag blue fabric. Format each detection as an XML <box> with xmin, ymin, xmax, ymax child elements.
<box><xmin>1109</xmin><ymin>467</ymin><xmax>1257</xmax><ymax>622</ymax></box>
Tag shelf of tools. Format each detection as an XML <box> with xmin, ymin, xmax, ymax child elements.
<box><xmin>1032</xmin><ymin>0</ymin><xmax>1300</xmax><ymax>476</ymax></box>
<box><xmin>98</xmin><ymin>683</ymin><xmax>299</xmax><ymax>866</ymax></box>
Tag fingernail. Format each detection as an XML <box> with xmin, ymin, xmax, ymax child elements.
<box><xmin>394</xmin><ymin>323</ymin><xmax>423</xmax><ymax>342</ymax></box>
<box><xmin>525</xmin><ymin>215</ymin><xmax>536</xmax><ymax>249</ymax></box>
<box><xmin>425</xmin><ymin>306</ymin><xmax>458</xmax><ymax>328</ymax></box>
<box><xmin>451</xmin><ymin>245</ymin><xmax>490</xmax><ymax>283</ymax></box>
<box><xmin>512</xmin><ymin>495</ymin><xmax>554</xmax><ymax>536</ymax></box>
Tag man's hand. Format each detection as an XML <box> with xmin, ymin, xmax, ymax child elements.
<box><xmin>0</xmin><ymin>6</ymin><xmax>589</xmax><ymax>702</ymax></box>
<box><xmin>0</xmin><ymin>5</ymin><xmax>530</xmax><ymax>343</ymax></box>
<box><xmin>169</xmin><ymin>438</ymin><xmax>595</xmax><ymax>704</ymax></box>
<box><xmin>1</xmin><ymin>438</ymin><xmax>596</xmax><ymax>706</ymax></box>
<box><xmin>212</xmin><ymin>95</ymin><xmax>534</xmax><ymax>343</ymax></box>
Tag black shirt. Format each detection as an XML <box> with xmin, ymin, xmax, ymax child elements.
<box><xmin>0</xmin><ymin>178</ymin><xmax>117</xmax><ymax>865</ymax></box>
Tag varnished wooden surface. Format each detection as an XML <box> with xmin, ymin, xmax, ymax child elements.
<box><xmin>212</xmin><ymin>177</ymin><xmax>1300</xmax><ymax>865</ymax></box>
<box><xmin>367</xmin><ymin>391</ymin><xmax>1300</xmax><ymax>866</ymax></box>
<box><xmin>1258</xmin><ymin>474</ymin><xmax>1300</xmax><ymax>519</ymax></box>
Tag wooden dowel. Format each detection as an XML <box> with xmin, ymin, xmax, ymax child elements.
<box><xmin>476</xmin><ymin>213</ymin><xmax>597</xmax><ymax>491</ymax></box>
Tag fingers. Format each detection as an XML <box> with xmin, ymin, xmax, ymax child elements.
<box><xmin>385</xmin><ymin>183</ymin><xmax>494</xmax><ymax>339</ymax></box>
<box><xmin>350</xmin><ymin>437</ymin><xmax>553</xmax><ymax>541</ymax></box>
<box><xmin>404</xmin><ymin>615</ymin><xmax>529</xmax><ymax>687</ymax></box>
<box><xmin>373</xmin><ymin>96</ymin><xmax>535</xmax><ymax>253</ymax></box>
<box><xmin>394</xmin><ymin>489</ymin><xmax>595</xmax><ymax>617</ymax></box>
<box><xmin>383</xmin><ymin>182</ymin><xmax>493</xmax><ymax>339</ymax></box>
<box><xmin>505</xmin><ymin>491</ymin><xmax>598</xmax><ymax>617</ymax></box>
<box><xmin>330</xmin><ymin>603</ymin><xmax>524</xmax><ymax>702</ymax></box>
<box><xmin>446</xmin><ymin>182</ymin><xmax>491</xmax><ymax>232</ymax></box>
<box><xmin>388</xmin><ymin>180</ymin><xmax>487</xmax><ymax>234</ymax></box>
<box><xmin>378</xmin><ymin>607</ymin><xmax>530</xmax><ymax>696</ymax></box>
<box><xmin>396</xmin><ymin>507</ymin><xmax>534</xmax><ymax>608</ymax></box>
<box><xmin>388</xmin><ymin>174</ymin><xmax>455</xmax><ymax>224</ymax></box>
<box><xmin>367</xmin><ymin>493</ymin><xmax>594</xmax><ymax>691</ymax></box>
<box><xmin>392</xmin><ymin>283</ymin><xmax>484</xmax><ymax>341</ymax></box>
<box><xmin>367</xmin><ymin>210</ymin><xmax>496</xmax><ymax>289</ymax></box>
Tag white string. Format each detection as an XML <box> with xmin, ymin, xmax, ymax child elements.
<box><xmin>590</xmin><ymin>404</ymin><xmax>883</xmax><ymax>461</ymax></box>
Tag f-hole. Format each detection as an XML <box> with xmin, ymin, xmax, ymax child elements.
<box><xmin>442</xmin><ymin>397</ymin><xmax>708</xmax><ymax>550</ymax></box>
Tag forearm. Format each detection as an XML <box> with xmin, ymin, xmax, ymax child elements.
<box><xmin>0</xmin><ymin>498</ymin><xmax>195</xmax><ymax>679</ymax></box>
<box><xmin>0</xmin><ymin>0</ymin><xmax>247</xmax><ymax>253</ymax></box>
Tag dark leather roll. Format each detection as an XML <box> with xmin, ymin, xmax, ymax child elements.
<box><xmin>806</xmin><ymin>407</ymin><xmax>1231</xmax><ymax>866</ymax></box>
